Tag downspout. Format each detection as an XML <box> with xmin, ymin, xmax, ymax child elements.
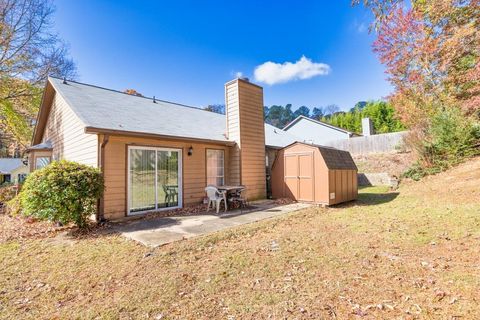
<box><xmin>97</xmin><ymin>134</ymin><xmax>109</xmax><ymax>222</ymax></box>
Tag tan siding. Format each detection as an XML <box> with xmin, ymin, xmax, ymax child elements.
<box><xmin>103</xmin><ymin>135</ymin><xmax>231</xmax><ymax>220</ymax></box>
<box><xmin>225</xmin><ymin>79</ymin><xmax>266</xmax><ymax>200</ymax></box>
<box><xmin>42</xmin><ymin>93</ymin><xmax>98</xmax><ymax>167</ymax></box>
<box><xmin>225</xmin><ymin>82</ymin><xmax>241</xmax><ymax>185</ymax></box>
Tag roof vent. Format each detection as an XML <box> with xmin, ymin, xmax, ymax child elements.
<box><xmin>63</xmin><ymin>77</ymin><xmax>67</xmax><ymax>84</ymax></box>
<box><xmin>240</xmin><ymin>77</ymin><xmax>249</xmax><ymax>82</ymax></box>
<box><xmin>153</xmin><ymin>96</ymin><xmax>156</xmax><ymax>103</ymax></box>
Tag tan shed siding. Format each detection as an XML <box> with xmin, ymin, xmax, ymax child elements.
<box><xmin>271</xmin><ymin>142</ymin><xmax>357</xmax><ymax>205</ymax></box>
<box><xmin>42</xmin><ymin>93</ymin><xmax>98</xmax><ymax>167</ymax></box>
<box><xmin>314</xmin><ymin>148</ymin><xmax>329</xmax><ymax>203</ymax></box>
<box><xmin>328</xmin><ymin>169</ymin><xmax>358</xmax><ymax>205</ymax></box>
<box><xmin>328</xmin><ymin>170</ymin><xmax>335</xmax><ymax>205</ymax></box>
<box><xmin>103</xmin><ymin>135</ymin><xmax>231</xmax><ymax>220</ymax></box>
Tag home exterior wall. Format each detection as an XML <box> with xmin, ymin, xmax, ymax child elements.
<box><xmin>284</xmin><ymin>118</ymin><xmax>351</xmax><ymax>145</ymax></box>
<box><xmin>225</xmin><ymin>82</ymin><xmax>241</xmax><ymax>185</ymax></box>
<box><xmin>102</xmin><ymin>134</ymin><xmax>231</xmax><ymax>220</ymax></box>
<box><xmin>42</xmin><ymin>92</ymin><xmax>98</xmax><ymax>167</ymax></box>
<box><xmin>266</xmin><ymin>147</ymin><xmax>279</xmax><ymax>198</ymax></box>
<box><xmin>10</xmin><ymin>165</ymin><xmax>28</xmax><ymax>183</ymax></box>
<box><xmin>225</xmin><ymin>79</ymin><xmax>266</xmax><ymax>200</ymax></box>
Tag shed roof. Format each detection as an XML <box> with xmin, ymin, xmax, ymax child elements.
<box><xmin>43</xmin><ymin>77</ymin><xmax>300</xmax><ymax>148</ymax></box>
<box><xmin>284</xmin><ymin>142</ymin><xmax>357</xmax><ymax>170</ymax></box>
<box><xmin>0</xmin><ymin>158</ymin><xmax>25</xmax><ymax>174</ymax></box>
<box><xmin>317</xmin><ymin>146</ymin><xmax>357</xmax><ymax>170</ymax></box>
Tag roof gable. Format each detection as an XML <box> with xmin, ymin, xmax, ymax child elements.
<box><xmin>32</xmin><ymin>77</ymin><xmax>300</xmax><ymax>148</ymax></box>
<box><xmin>283</xmin><ymin>115</ymin><xmax>356</xmax><ymax>136</ymax></box>
<box><xmin>0</xmin><ymin>158</ymin><xmax>25</xmax><ymax>174</ymax></box>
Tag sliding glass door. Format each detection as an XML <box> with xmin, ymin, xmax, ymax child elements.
<box><xmin>128</xmin><ymin>146</ymin><xmax>182</xmax><ymax>214</ymax></box>
<box><xmin>157</xmin><ymin>150</ymin><xmax>179</xmax><ymax>208</ymax></box>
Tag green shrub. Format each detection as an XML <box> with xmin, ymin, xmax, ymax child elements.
<box><xmin>403</xmin><ymin>108</ymin><xmax>480</xmax><ymax>180</ymax></box>
<box><xmin>18</xmin><ymin>160</ymin><xmax>104</xmax><ymax>227</ymax></box>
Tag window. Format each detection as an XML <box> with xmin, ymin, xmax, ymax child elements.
<box><xmin>35</xmin><ymin>157</ymin><xmax>50</xmax><ymax>170</ymax></box>
<box><xmin>206</xmin><ymin>149</ymin><xmax>224</xmax><ymax>186</ymax></box>
<box><xmin>127</xmin><ymin>147</ymin><xmax>182</xmax><ymax>214</ymax></box>
<box><xmin>18</xmin><ymin>173</ymin><xmax>27</xmax><ymax>183</ymax></box>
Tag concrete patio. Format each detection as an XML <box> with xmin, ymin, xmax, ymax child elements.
<box><xmin>115</xmin><ymin>201</ymin><xmax>312</xmax><ymax>247</ymax></box>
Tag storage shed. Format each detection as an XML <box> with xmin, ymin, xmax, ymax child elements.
<box><xmin>271</xmin><ymin>142</ymin><xmax>358</xmax><ymax>205</ymax></box>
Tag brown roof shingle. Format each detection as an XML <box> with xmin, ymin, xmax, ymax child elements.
<box><xmin>317</xmin><ymin>146</ymin><xmax>357</xmax><ymax>170</ymax></box>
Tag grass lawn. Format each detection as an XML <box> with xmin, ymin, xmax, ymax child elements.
<box><xmin>1</xmin><ymin>158</ymin><xmax>480</xmax><ymax>319</ymax></box>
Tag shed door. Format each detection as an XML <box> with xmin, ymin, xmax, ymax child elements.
<box><xmin>284</xmin><ymin>154</ymin><xmax>299</xmax><ymax>199</ymax></box>
<box><xmin>298</xmin><ymin>154</ymin><xmax>314</xmax><ymax>201</ymax></box>
<box><xmin>283</xmin><ymin>153</ymin><xmax>314</xmax><ymax>202</ymax></box>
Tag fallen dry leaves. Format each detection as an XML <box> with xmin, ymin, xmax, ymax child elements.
<box><xmin>0</xmin><ymin>157</ymin><xmax>479</xmax><ymax>319</ymax></box>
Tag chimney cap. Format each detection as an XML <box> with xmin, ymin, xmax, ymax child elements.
<box><xmin>225</xmin><ymin>77</ymin><xmax>262</xmax><ymax>89</ymax></box>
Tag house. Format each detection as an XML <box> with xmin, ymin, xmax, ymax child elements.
<box><xmin>29</xmin><ymin>76</ymin><xmax>356</xmax><ymax>221</ymax></box>
<box><xmin>283</xmin><ymin>115</ymin><xmax>359</xmax><ymax>145</ymax></box>
<box><xmin>0</xmin><ymin>158</ymin><xmax>28</xmax><ymax>184</ymax></box>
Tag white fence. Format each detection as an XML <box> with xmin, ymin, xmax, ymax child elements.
<box><xmin>323</xmin><ymin>131</ymin><xmax>408</xmax><ymax>155</ymax></box>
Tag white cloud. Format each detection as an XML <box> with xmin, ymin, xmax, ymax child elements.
<box><xmin>353</xmin><ymin>18</ymin><xmax>368</xmax><ymax>33</ymax></box>
<box><xmin>254</xmin><ymin>56</ymin><xmax>330</xmax><ymax>85</ymax></box>
<box><xmin>234</xmin><ymin>71</ymin><xmax>243</xmax><ymax>78</ymax></box>
<box><xmin>357</xmin><ymin>22</ymin><xmax>367</xmax><ymax>33</ymax></box>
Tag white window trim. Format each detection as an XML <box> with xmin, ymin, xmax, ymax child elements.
<box><xmin>206</xmin><ymin>149</ymin><xmax>225</xmax><ymax>186</ymax></box>
<box><xmin>127</xmin><ymin>146</ymin><xmax>183</xmax><ymax>216</ymax></box>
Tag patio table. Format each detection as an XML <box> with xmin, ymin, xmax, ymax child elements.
<box><xmin>217</xmin><ymin>185</ymin><xmax>245</xmax><ymax>210</ymax></box>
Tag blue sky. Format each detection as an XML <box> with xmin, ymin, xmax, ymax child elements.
<box><xmin>54</xmin><ymin>0</ymin><xmax>392</xmax><ymax>112</ymax></box>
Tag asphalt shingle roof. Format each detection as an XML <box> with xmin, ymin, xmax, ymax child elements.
<box><xmin>318</xmin><ymin>146</ymin><xmax>357</xmax><ymax>170</ymax></box>
<box><xmin>49</xmin><ymin>77</ymin><xmax>299</xmax><ymax>148</ymax></box>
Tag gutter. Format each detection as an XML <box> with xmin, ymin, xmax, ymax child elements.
<box><xmin>84</xmin><ymin>126</ymin><xmax>236</xmax><ymax>146</ymax></box>
<box><xmin>97</xmin><ymin>134</ymin><xmax>109</xmax><ymax>223</ymax></box>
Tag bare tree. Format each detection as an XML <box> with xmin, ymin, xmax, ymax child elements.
<box><xmin>325</xmin><ymin>104</ymin><xmax>340</xmax><ymax>116</ymax></box>
<box><xmin>0</xmin><ymin>0</ymin><xmax>76</xmax><ymax>155</ymax></box>
<box><xmin>0</xmin><ymin>0</ymin><xmax>76</xmax><ymax>87</ymax></box>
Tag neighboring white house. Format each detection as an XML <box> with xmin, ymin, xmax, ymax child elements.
<box><xmin>283</xmin><ymin>115</ymin><xmax>359</xmax><ymax>145</ymax></box>
<box><xmin>0</xmin><ymin>158</ymin><xmax>28</xmax><ymax>184</ymax></box>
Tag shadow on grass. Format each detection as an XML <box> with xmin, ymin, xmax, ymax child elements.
<box><xmin>333</xmin><ymin>191</ymin><xmax>400</xmax><ymax>208</ymax></box>
<box><xmin>358</xmin><ymin>192</ymin><xmax>399</xmax><ymax>205</ymax></box>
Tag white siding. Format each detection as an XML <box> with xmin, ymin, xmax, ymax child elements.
<box><xmin>285</xmin><ymin>118</ymin><xmax>350</xmax><ymax>145</ymax></box>
<box><xmin>42</xmin><ymin>93</ymin><xmax>98</xmax><ymax>167</ymax></box>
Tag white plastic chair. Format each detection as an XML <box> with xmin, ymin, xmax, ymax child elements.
<box><xmin>205</xmin><ymin>185</ymin><xmax>227</xmax><ymax>214</ymax></box>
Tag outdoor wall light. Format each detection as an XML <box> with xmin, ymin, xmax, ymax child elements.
<box><xmin>188</xmin><ymin>146</ymin><xmax>193</xmax><ymax>156</ymax></box>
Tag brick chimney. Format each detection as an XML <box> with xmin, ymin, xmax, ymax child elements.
<box><xmin>225</xmin><ymin>78</ymin><xmax>266</xmax><ymax>200</ymax></box>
